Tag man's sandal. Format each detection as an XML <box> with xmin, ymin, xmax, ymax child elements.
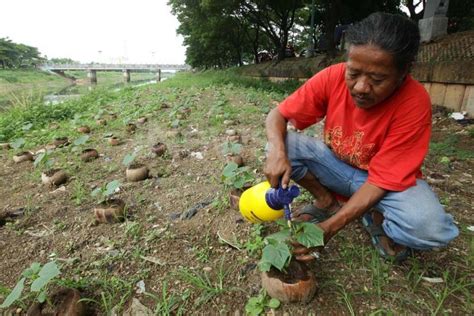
<box><xmin>361</xmin><ymin>213</ymin><xmax>413</xmax><ymax>264</ymax></box>
<box><xmin>294</xmin><ymin>203</ymin><xmax>339</xmax><ymax>224</ymax></box>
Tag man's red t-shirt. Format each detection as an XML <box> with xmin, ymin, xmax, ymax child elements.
<box><xmin>278</xmin><ymin>63</ymin><xmax>432</xmax><ymax>191</ymax></box>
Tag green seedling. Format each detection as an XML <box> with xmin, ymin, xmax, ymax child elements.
<box><xmin>221</xmin><ymin>141</ymin><xmax>242</xmax><ymax>155</ymax></box>
<box><xmin>0</xmin><ymin>261</ymin><xmax>60</xmax><ymax>308</ymax></box>
<box><xmin>70</xmin><ymin>135</ymin><xmax>90</xmax><ymax>152</ymax></box>
<box><xmin>245</xmin><ymin>290</ymin><xmax>280</xmax><ymax>316</ymax></box>
<box><xmin>244</xmin><ymin>224</ymin><xmax>265</xmax><ymax>257</ymax></box>
<box><xmin>91</xmin><ymin>180</ymin><xmax>121</xmax><ymax>203</ymax></box>
<box><xmin>222</xmin><ymin>162</ymin><xmax>255</xmax><ymax>190</ymax></box>
<box><xmin>258</xmin><ymin>220</ymin><xmax>324</xmax><ymax>272</ymax></box>
<box><xmin>122</xmin><ymin>152</ymin><xmax>136</xmax><ymax>167</ymax></box>
<box><xmin>33</xmin><ymin>151</ymin><xmax>54</xmax><ymax>170</ymax></box>
<box><xmin>10</xmin><ymin>138</ymin><xmax>25</xmax><ymax>150</ymax></box>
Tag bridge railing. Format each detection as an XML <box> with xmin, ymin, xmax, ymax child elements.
<box><xmin>42</xmin><ymin>63</ymin><xmax>190</xmax><ymax>71</ymax></box>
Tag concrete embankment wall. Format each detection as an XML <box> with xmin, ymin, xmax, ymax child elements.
<box><xmin>238</xmin><ymin>31</ymin><xmax>474</xmax><ymax>116</ymax></box>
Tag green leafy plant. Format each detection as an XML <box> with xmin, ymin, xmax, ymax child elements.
<box><xmin>222</xmin><ymin>162</ymin><xmax>254</xmax><ymax>190</ymax></box>
<box><xmin>244</xmin><ymin>224</ymin><xmax>265</xmax><ymax>257</ymax></box>
<box><xmin>0</xmin><ymin>261</ymin><xmax>60</xmax><ymax>308</ymax></box>
<box><xmin>122</xmin><ymin>152</ymin><xmax>136</xmax><ymax>167</ymax></box>
<box><xmin>258</xmin><ymin>220</ymin><xmax>324</xmax><ymax>272</ymax></box>
<box><xmin>11</xmin><ymin>138</ymin><xmax>25</xmax><ymax>150</ymax></box>
<box><xmin>91</xmin><ymin>180</ymin><xmax>121</xmax><ymax>203</ymax></box>
<box><xmin>221</xmin><ymin>141</ymin><xmax>242</xmax><ymax>156</ymax></box>
<box><xmin>245</xmin><ymin>290</ymin><xmax>280</xmax><ymax>316</ymax></box>
<box><xmin>33</xmin><ymin>151</ymin><xmax>54</xmax><ymax>170</ymax></box>
<box><xmin>70</xmin><ymin>135</ymin><xmax>90</xmax><ymax>152</ymax></box>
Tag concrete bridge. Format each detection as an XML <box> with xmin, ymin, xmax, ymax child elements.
<box><xmin>42</xmin><ymin>63</ymin><xmax>190</xmax><ymax>84</ymax></box>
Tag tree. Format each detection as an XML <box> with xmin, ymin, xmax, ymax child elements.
<box><xmin>0</xmin><ymin>38</ymin><xmax>43</xmax><ymax>69</ymax></box>
<box><xmin>169</xmin><ymin>0</ymin><xmax>253</xmax><ymax>68</ymax></box>
<box><xmin>237</xmin><ymin>0</ymin><xmax>306</xmax><ymax>60</ymax></box>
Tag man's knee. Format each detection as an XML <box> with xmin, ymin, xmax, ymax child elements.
<box><xmin>386</xmin><ymin>205</ymin><xmax>459</xmax><ymax>250</ymax></box>
<box><xmin>381</xmin><ymin>182</ymin><xmax>459</xmax><ymax>249</ymax></box>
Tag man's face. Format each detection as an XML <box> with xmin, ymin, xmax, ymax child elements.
<box><xmin>345</xmin><ymin>44</ymin><xmax>405</xmax><ymax>109</ymax></box>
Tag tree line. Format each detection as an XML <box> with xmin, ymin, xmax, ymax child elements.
<box><xmin>168</xmin><ymin>0</ymin><xmax>473</xmax><ymax>69</ymax></box>
<box><xmin>0</xmin><ymin>38</ymin><xmax>44</xmax><ymax>69</ymax></box>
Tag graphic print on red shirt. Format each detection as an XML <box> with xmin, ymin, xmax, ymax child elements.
<box><xmin>278</xmin><ymin>63</ymin><xmax>432</xmax><ymax>191</ymax></box>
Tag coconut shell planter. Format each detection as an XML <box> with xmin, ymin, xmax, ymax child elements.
<box><xmin>96</xmin><ymin>118</ymin><xmax>107</xmax><ymax>126</ymax></box>
<box><xmin>126</xmin><ymin>163</ymin><xmax>149</xmax><ymax>182</ymax></box>
<box><xmin>261</xmin><ymin>260</ymin><xmax>317</xmax><ymax>304</ymax></box>
<box><xmin>94</xmin><ymin>199</ymin><xmax>126</xmax><ymax>224</ymax></box>
<box><xmin>126</xmin><ymin>123</ymin><xmax>137</xmax><ymax>133</ymax></box>
<box><xmin>41</xmin><ymin>169</ymin><xmax>68</xmax><ymax>186</ymax></box>
<box><xmin>53</xmin><ymin>137</ymin><xmax>70</xmax><ymax>148</ymax></box>
<box><xmin>151</xmin><ymin>142</ymin><xmax>167</xmax><ymax>157</ymax></box>
<box><xmin>226</xmin><ymin>154</ymin><xmax>244</xmax><ymax>167</ymax></box>
<box><xmin>80</xmin><ymin>148</ymin><xmax>99</xmax><ymax>162</ymax></box>
<box><xmin>28</xmin><ymin>288</ymin><xmax>86</xmax><ymax>316</ymax></box>
<box><xmin>13</xmin><ymin>151</ymin><xmax>34</xmax><ymax>163</ymax></box>
<box><xmin>108</xmin><ymin>136</ymin><xmax>121</xmax><ymax>146</ymax></box>
<box><xmin>137</xmin><ymin>117</ymin><xmax>148</xmax><ymax>124</ymax></box>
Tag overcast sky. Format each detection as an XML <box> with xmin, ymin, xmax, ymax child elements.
<box><xmin>0</xmin><ymin>0</ymin><xmax>186</xmax><ymax>64</ymax></box>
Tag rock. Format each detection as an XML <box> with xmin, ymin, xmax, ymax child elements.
<box><xmin>225</xmin><ymin>129</ymin><xmax>237</xmax><ymax>136</ymax></box>
<box><xmin>122</xmin><ymin>298</ymin><xmax>153</xmax><ymax>316</ymax></box>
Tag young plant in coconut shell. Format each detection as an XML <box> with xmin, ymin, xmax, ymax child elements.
<box><xmin>35</xmin><ymin>151</ymin><xmax>68</xmax><ymax>187</ymax></box>
<box><xmin>10</xmin><ymin>138</ymin><xmax>34</xmax><ymax>163</ymax></box>
<box><xmin>0</xmin><ymin>261</ymin><xmax>62</xmax><ymax>311</ymax></box>
<box><xmin>70</xmin><ymin>135</ymin><xmax>99</xmax><ymax>162</ymax></box>
<box><xmin>222</xmin><ymin>162</ymin><xmax>255</xmax><ymax>210</ymax></box>
<box><xmin>258</xmin><ymin>219</ymin><xmax>324</xmax><ymax>304</ymax></box>
<box><xmin>91</xmin><ymin>180</ymin><xmax>125</xmax><ymax>224</ymax></box>
<box><xmin>123</xmin><ymin>152</ymin><xmax>149</xmax><ymax>182</ymax></box>
<box><xmin>222</xmin><ymin>141</ymin><xmax>244</xmax><ymax>167</ymax></box>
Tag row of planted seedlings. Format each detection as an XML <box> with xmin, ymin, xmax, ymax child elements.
<box><xmin>0</xmin><ymin>109</ymin><xmax>169</xmax><ymax>313</ymax></box>
<box><xmin>220</xmin><ymin>124</ymin><xmax>325</xmax><ymax>312</ymax></box>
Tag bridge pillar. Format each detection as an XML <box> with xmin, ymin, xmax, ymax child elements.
<box><xmin>156</xmin><ymin>69</ymin><xmax>161</xmax><ymax>82</ymax></box>
<box><xmin>87</xmin><ymin>70</ymin><xmax>97</xmax><ymax>84</ymax></box>
<box><xmin>123</xmin><ymin>69</ymin><xmax>131</xmax><ymax>83</ymax></box>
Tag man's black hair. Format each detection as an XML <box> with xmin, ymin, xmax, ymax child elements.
<box><xmin>345</xmin><ymin>12</ymin><xmax>420</xmax><ymax>71</ymax></box>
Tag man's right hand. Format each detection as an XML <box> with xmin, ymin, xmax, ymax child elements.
<box><xmin>264</xmin><ymin>149</ymin><xmax>292</xmax><ymax>189</ymax></box>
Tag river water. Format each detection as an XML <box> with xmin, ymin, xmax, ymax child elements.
<box><xmin>43</xmin><ymin>73</ymin><xmax>172</xmax><ymax>105</ymax></box>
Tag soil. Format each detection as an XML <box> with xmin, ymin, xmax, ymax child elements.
<box><xmin>0</xmin><ymin>88</ymin><xmax>472</xmax><ymax>315</ymax></box>
<box><xmin>267</xmin><ymin>260</ymin><xmax>310</xmax><ymax>284</ymax></box>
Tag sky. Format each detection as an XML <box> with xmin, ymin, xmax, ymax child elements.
<box><xmin>0</xmin><ymin>0</ymin><xmax>186</xmax><ymax>64</ymax></box>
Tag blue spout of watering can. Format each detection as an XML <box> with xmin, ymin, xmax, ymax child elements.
<box><xmin>265</xmin><ymin>185</ymin><xmax>300</xmax><ymax>220</ymax></box>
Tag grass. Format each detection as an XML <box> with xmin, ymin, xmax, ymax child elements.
<box><xmin>177</xmin><ymin>258</ymin><xmax>236</xmax><ymax>307</ymax></box>
<box><xmin>0</xmin><ymin>69</ymin><xmax>472</xmax><ymax>314</ymax></box>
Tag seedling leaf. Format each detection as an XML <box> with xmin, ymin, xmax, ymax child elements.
<box><xmin>260</xmin><ymin>243</ymin><xmax>291</xmax><ymax>272</ymax></box>
<box><xmin>294</xmin><ymin>222</ymin><xmax>324</xmax><ymax>248</ymax></box>
<box><xmin>22</xmin><ymin>262</ymin><xmax>41</xmax><ymax>278</ymax></box>
<box><xmin>22</xmin><ymin>123</ymin><xmax>33</xmax><ymax>131</ymax></box>
<box><xmin>222</xmin><ymin>162</ymin><xmax>238</xmax><ymax>177</ymax></box>
<box><xmin>30</xmin><ymin>261</ymin><xmax>60</xmax><ymax>292</ymax></box>
<box><xmin>122</xmin><ymin>153</ymin><xmax>136</xmax><ymax>167</ymax></box>
<box><xmin>105</xmin><ymin>180</ymin><xmax>121</xmax><ymax>197</ymax></box>
<box><xmin>265</xmin><ymin>229</ymin><xmax>291</xmax><ymax>244</ymax></box>
<box><xmin>11</xmin><ymin>138</ymin><xmax>25</xmax><ymax>150</ymax></box>
<box><xmin>73</xmin><ymin>135</ymin><xmax>89</xmax><ymax>146</ymax></box>
<box><xmin>0</xmin><ymin>277</ymin><xmax>25</xmax><ymax>308</ymax></box>
<box><xmin>37</xmin><ymin>290</ymin><xmax>47</xmax><ymax>303</ymax></box>
<box><xmin>245</xmin><ymin>296</ymin><xmax>264</xmax><ymax>316</ymax></box>
<box><xmin>267</xmin><ymin>298</ymin><xmax>280</xmax><ymax>309</ymax></box>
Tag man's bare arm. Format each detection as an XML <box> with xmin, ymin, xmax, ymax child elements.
<box><xmin>264</xmin><ymin>108</ymin><xmax>291</xmax><ymax>188</ymax></box>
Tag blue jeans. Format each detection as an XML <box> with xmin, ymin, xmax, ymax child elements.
<box><xmin>285</xmin><ymin>132</ymin><xmax>459</xmax><ymax>250</ymax></box>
